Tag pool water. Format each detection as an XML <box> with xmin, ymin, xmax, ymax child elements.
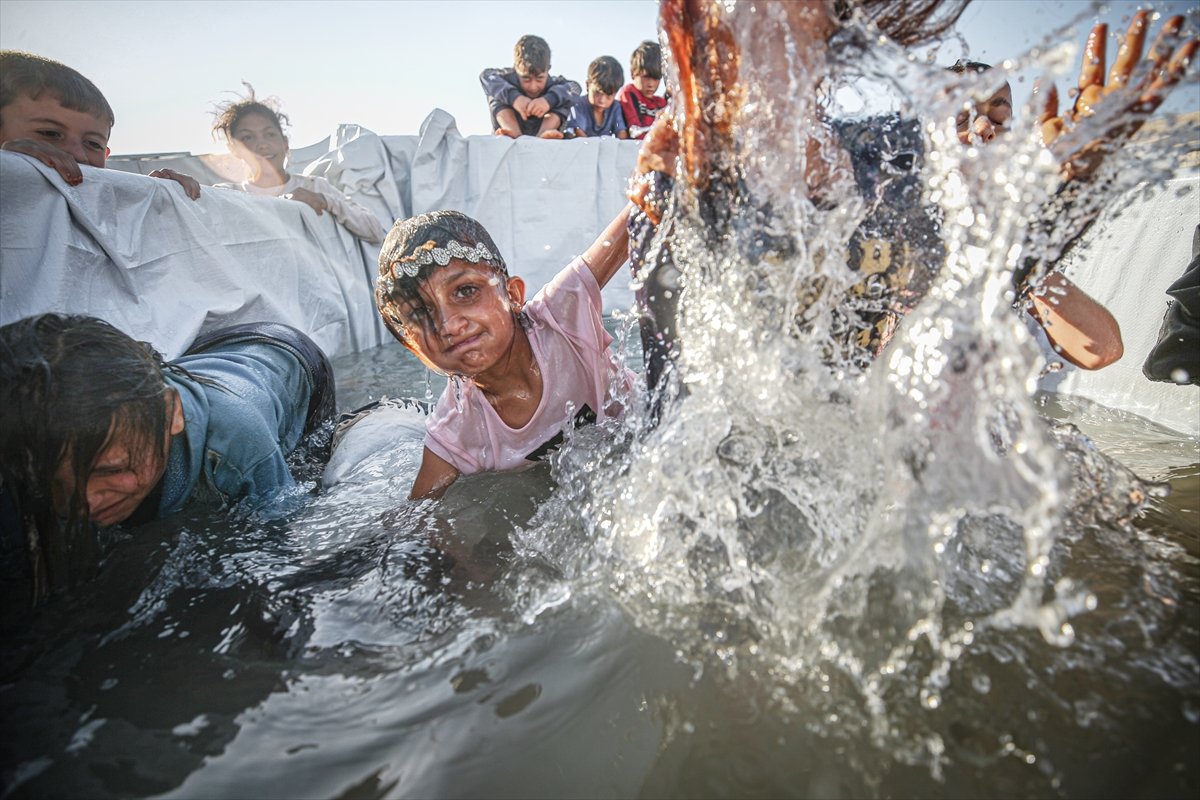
<box><xmin>1</xmin><ymin>333</ymin><xmax>1196</xmax><ymax>799</ymax></box>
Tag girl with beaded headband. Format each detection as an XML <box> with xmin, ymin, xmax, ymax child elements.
<box><xmin>374</xmin><ymin>207</ymin><xmax>638</xmax><ymax>500</ymax></box>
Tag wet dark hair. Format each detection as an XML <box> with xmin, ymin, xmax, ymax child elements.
<box><xmin>0</xmin><ymin>314</ymin><xmax>171</xmax><ymax>604</ymax></box>
<box><xmin>0</xmin><ymin>50</ymin><xmax>115</xmax><ymax>129</ymax></box>
<box><xmin>588</xmin><ymin>56</ymin><xmax>625</xmax><ymax>96</ymax></box>
<box><xmin>631</xmin><ymin>40</ymin><xmax>662</xmax><ymax>81</ymax></box>
<box><xmin>210</xmin><ymin>82</ymin><xmax>290</xmax><ymax>143</ymax></box>
<box><xmin>949</xmin><ymin>59</ymin><xmax>992</xmax><ymax>74</ymax></box>
<box><xmin>836</xmin><ymin>0</ymin><xmax>971</xmax><ymax>47</ymax></box>
<box><xmin>514</xmin><ymin>35</ymin><xmax>552</xmax><ymax>75</ymax></box>
<box><xmin>375</xmin><ymin>210</ymin><xmax>509</xmax><ymax>346</ymax></box>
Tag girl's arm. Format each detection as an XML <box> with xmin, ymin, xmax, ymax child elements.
<box><xmin>1027</xmin><ymin>273</ymin><xmax>1123</xmax><ymax>370</ymax></box>
<box><xmin>410</xmin><ymin>446</ymin><xmax>460</xmax><ymax>500</ymax></box>
<box><xmin>302</xmin><ymin>176</ymin><xmax>387</xmax><ymax>244</ymax></box>
<box><xmin>581</xmin><ymin>202</ymin><xmax>632</xmax><ymax>289</ymax></box>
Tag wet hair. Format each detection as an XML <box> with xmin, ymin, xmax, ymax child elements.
<box><xmin>835</xmin><ymin>0</ymin><xmax>971</xmax><ymax>47</ymax></box>
<box><xmin>514</xmin><ymin>35</ymin><xmax>552</xmax><ymax>76</ymax></box>
<box><xmin>949</xmin><ymin>59</ymin><xmax>992</xmax><ymax>74</ymax></box>
<box><xmin>588</xmin><ymin>56</ymin><xmax>625</xmax><ymax>96</ymax></box>
<box><xmin>375</xmin><ymin>210</ymin><xmax>509</xmax><ymax>346</ymax></box>
<box><xmin>210</xmin><ymin>82</ymin><xmax>290</xmax><ymax>143</ymax></box>
<box><xmin>0</xmin><ymin>314</ymin><xmax>172</xmax><ymax>605</ymax></box>
<box><xmin>0</xmin><ymin>50</ymin><xmax>115</xmax><ymax>129</ymax></box>
<box><xmin>630</xmin><ymin>40</ymin><xmax>662</xmax><ymax>81</ymax></box>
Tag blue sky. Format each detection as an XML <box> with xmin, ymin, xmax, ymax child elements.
<box><xmin>0</xmin><ymin>0</ymin><xmax>1194</xmax><ymax>156</ymax></box>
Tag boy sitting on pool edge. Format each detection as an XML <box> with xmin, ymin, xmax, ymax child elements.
<box><xmin>480</xmin><ymin>34</ymin><xmax>580</xmax><ymax>139</ymax></box>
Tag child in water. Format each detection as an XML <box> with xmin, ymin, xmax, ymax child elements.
<box><xmin>374</xmin><ymin>205</ymin><xmax>636</xmax><ymax>499</ymax></box>
<box><xmin>211</xmin><ymin>86</ymin><xmax>385</xmax><ymax>244</ymax></box>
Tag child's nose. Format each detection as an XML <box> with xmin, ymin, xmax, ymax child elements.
<box><xmin>974</xmin><ymin>116</ymin><xmax>996</xmax><ymax>143</ymax></box>
<box><xmin>436</xmin><ymin>308</ymin><xmax>467</xmax><ymax>337</ymax></box>
<box><xmin>62</xmin><ymin>137</ymin><xmax>91</xmax><ymax>163</ymax></box>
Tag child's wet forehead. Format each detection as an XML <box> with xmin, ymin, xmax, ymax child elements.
<box><xmin>390</xmin><ymin>259</ymin><xmax>504</xmax><ymax>314</ymax></box>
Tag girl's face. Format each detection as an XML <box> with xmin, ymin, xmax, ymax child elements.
<box><xmin>230</xmin><ymin>111</ymin><xmax>288</xmax><ymax>176</ymax></box>
<box><xmin>51</xmin><ymin>391</ymin><xmax>185</xmax><ymax>528</ymax></box>
<box><xmin>388</xmin><ymin>259</ymin><xmax>527</xmax><ymax>379</ymax></box>
<box><xmin>956</xmin><ymin>84</ymin><xmax>1013</xmax><ymax>145</ymax></box>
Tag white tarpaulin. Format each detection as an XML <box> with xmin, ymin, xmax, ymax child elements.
<box><xmin>1</xmin><ymin>110</ymin><xmax>1195</xmax><ymax>434</ymax></box>
<box><xmin>2</xmin><ymin>109</ymin><xmax>639</xmax><ymax>359</ymax></box>
<box><xmin>1031</xmin><ymin>176</ymin><xmax>1200</xmax><ymax>437</ymax></box>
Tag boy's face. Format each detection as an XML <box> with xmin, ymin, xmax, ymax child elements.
<box><xmin>956</xmin><ymin>83</ymin><xmax>1013</xmax><ymax>145</ymax></box>
<box><xmin>0</xmin><ymin>92</ymin><xmax>110</xmax><ymax>167</ymax></box>
<box><xmin>634</xmin><ymin>74</ymin><xmax>661</xmax><ymax>97</ymax></box>
<box><xmin>588</xmin><ymin>84</ymin><xmax>616</xmax><ymax>111</ymax></box>
<box><xmin>51</xmin><ymin>391</ymin><xmax>185</xmax><ymax>528</ymax></box>
<box><xmin>518</xmin><ymin>71</ymin><xmax>549</xmax><ymax>98</ymax></box>
<box><xmin>387</xmin><ymin>259</ymin><xmax>526</xmax><ymax>378</ymax></box>
<box><xmin>230</xmin><ymin>111</ymin><xmax>288</xmax><ymax>175</ymax></box>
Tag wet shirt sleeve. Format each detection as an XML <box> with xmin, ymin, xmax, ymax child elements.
<box><xmin>178</xmin><ymin>344</ymin><xmax>314</xmax><ymax>510</ymax></box>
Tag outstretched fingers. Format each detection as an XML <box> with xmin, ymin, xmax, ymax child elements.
<box><xmin>1136</xmin><ymin>17</ymin><xmax>1197</xmax><ymax>115</ymax></box>
<box><xmin>1105</xmin><ymin>10</ymin><xmax>1148</xmax><ymax>93</ymax></box>
<box><xmin>1037</xmin><ymin>81</ymin><xmax>1065</xmax><ymax>146</ymax></box>
<box><xmin>1074</xmin><ymin>22</ymin><xmax>1108</xmax><ymax>117</ymax></box>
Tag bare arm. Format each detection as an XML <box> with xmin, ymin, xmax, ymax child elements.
<box><xmin>409</xmin><ymin>446</ymin><xmax>460</xmax><ymax>500</ymax></box>
<box><xmin>1028</xmin><ymin>273</ymin><xmax>1123</xmax><ymax>370</ymax></box>
<box><xmin>581</xmin><ymin>203</ymin><xmax>632</xmax><ymax>289</ymax></box>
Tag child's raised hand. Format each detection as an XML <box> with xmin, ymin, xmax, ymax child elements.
<box><xmin>635</xmin><ymin>113</ymin><xmax>679</xmax><ymax>178</ymax></box>
<box><xmin>1038</xmin><ymin>11</ymin><xmax>1197</xmax><ymax>182</ymax></box>
<box><xmin>1</xmin><ymin>138</ymin><xmax>86</xmax><ymax>185</ymax></box>
<box><xmin>148</xmin><ymin>167</ymin><xmax>202</xmax><ymax>200</ymax></box>
<box><xmin>287</xmin><ymin>186</ymin><xmax>328</xmax><ymax>216</ymax></box>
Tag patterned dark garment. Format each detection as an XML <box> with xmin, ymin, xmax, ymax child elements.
<box><xmin>827</xmin><ymin>114</ymin><xmax>946</xmax><ymax>368</ymax></box>
<box><xmin>629</xmin><ymin>113</ymin><xmax>947</xmax><ymax>387</ymax></box>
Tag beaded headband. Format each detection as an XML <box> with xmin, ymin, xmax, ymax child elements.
<box><xmin>389</xmin><ymin>239</ymin><xmax>497</xmax><ymax>279</ymax></box>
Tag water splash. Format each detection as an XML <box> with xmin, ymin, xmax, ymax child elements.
<box><xmin>517</xmin><ymin>0</ymin><xmax>1196</xmax><ymax>785</ymax></box>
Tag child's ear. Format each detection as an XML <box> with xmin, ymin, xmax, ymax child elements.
<box><xmin>167</xmin><ymin>389</ymin><xmax>185</xmax><ymax>436</ymax></box>
<box><xmin>505</xmin><ymin>276</ymin><xmax>526</xmax><ymax>308</ymax></box>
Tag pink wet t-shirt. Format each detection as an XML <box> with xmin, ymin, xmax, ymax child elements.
<box><xmin>424</xmin><ymin>257</ymin><xmax>639</xmax><ymax>475</ymax></box>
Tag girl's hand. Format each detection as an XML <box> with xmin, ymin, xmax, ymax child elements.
<box><xmin>148</xmin><ymin>167</ymin><xmax>201</xmax><ymax>200</ymax></box>
<box><xmin>287</xmin><ymin>187</ymin><xmax>328</xmax><ymax>215</ymax></box>
<box><xmin>1039</xmin><ymin>11</ymin><xmax>1197</xmax><ymax>182</ymax></box>
<box><xmin>636</xmin><ymin>113</ymin><xmax>679</xmax><ymax>178</ymax></box>
<box><xmin>628</xmin><ymin>114</ymin><xmax>679</xmax><ymax>224</ymax></box>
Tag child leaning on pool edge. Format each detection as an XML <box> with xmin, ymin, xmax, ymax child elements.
<box><xmin>375</xmin><ymin>205</ymin><xmax>637</xmax><ymax>500</ymax></box>
<box><xmin>0</xmin><ymin>50</ymin><xmax>200</xmax><ymax>198</ymax></box>
<box><xmin>210</xmin><ymin>86</ymin><xmax>386</xmax><ymax>244</ymax></box>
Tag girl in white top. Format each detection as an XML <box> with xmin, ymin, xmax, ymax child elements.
<box><xmin>375</xmin><ymin>207</ymin><xmax>636</xmax><ymax>499</ymax></box>
<box><xmin>211</xmin><ymin>88</ymin><xmax>385</xmax><ymax>244</ymax></box>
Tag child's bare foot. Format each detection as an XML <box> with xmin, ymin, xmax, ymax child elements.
<box><xmin>495</xmin><ymin>128</ymin><xmax>520</xmax><ymax>139</ymax></box>
<box><xmin>538</xmin><ymin>129</ymin><xmax>564</xmax><ymax>140</ymax></box>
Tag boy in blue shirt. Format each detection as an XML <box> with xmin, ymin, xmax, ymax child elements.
<box><xmin>480</xmin><ymin>35</ymin><xmax>580</xmax><ymax>139</ymax></box>
<box><xmin>566</xmin><ymin>56</ymin><xmax>629</xmax><ymax>139</ymax></box>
